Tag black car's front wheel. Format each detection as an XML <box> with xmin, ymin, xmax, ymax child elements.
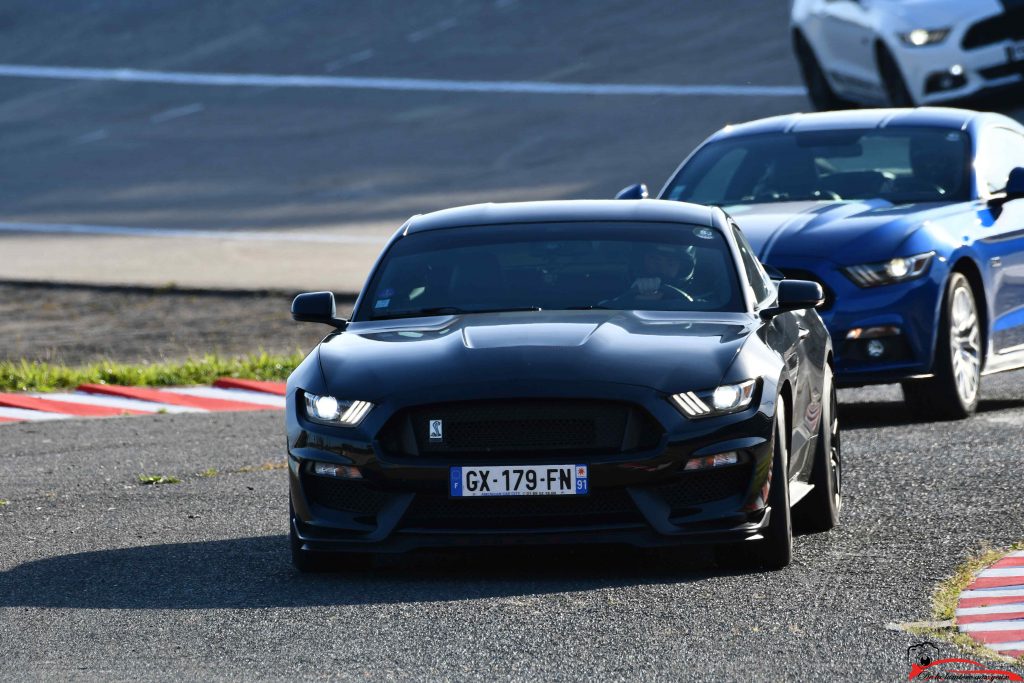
<box><xmin>793</xmin><ymin>365</ymin><xmax>841</xmax><ymax>533</ymax></box>
<box><xmin>902</xmin><ymin>273</ymin><xmax>982</xmax><ymax>420</ymax></box>
<box><xmin>716</xmin><ymin>405</ymin><xmax>793</xmax><ymax>570</ymax></box>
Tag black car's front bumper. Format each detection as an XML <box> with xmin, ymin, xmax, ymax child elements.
<box><xmin>287</xmin><ymin>386</ymin><xmax>777</xmax><ymax>554</ymax></box>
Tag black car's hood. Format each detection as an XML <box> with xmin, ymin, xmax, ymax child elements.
<box><xmin>725</xmin><ymin>200</ymin><xmax>953</xmax><ymax>264</ymax></box>
<box><xmin>321</xmin><ymin>310</ymin><xmax>754</xmax><ymax>399</ymax></box>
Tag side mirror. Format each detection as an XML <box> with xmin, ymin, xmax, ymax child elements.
<box><xmin>614</xmin><ymin>183</ymin><xmax>649</xmax><ymax>200</ymax></box>
<box><xmin>1006</xmin><ymin>167</ymin><xmax>1024</xmax><ymax>201</ymax></box>
<box><xmin>291</xmin><ymin>291</ymin><xmax>347</xmax><ymax>328</ymax></box>
<box><xmin>762</xmin><ymin>279</ymin><xmax>824</xmax><ymax>318</ymax></box>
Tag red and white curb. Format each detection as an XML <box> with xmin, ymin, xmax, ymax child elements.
<box><xmin>0</xmin><ymin>378</ymin><xmax>286</xmax><ymax>424</ymax></box>
<box><xmin>957</xmin><ymin>550</ymin><xmax>1024</xmax><ymax>659</ymax></box>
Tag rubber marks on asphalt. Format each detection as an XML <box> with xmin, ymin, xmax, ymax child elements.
<box><xmin>957</xmin><ymin>550</ymin><xmax>1024</xmax><ymax>658</ymax></box>
<box><xmin>0</xmin><ymin>380</ymin><xmax>287</xmax><ymax>424</ymax></box>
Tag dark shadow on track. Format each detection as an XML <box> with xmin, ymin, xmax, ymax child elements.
<box><xmin>0</xmin><ymin>537</ymin><xmax>749</xmax><ymax>610</ymax></box>
<box><xmin>840</xmin><ymin>396</ymin><xmax>1024</xmax><ymax>430</ymax></box>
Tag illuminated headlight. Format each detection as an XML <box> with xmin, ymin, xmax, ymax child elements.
<box><xmin>302</xmin><ymin>392</ymin><xmax>373</xmax><ymax>426</ymax></box>
<box><xmin>670</xmin><ymin>379</ymin><xmax>757</xmax><ymax>419</ymax></box>
<box><xmin>899</xmin><ymin>28</ymin><xmax>950</xmax><ymax>47</ymax></box>
<box><xmin>842</xmin><ymin>252</ymin><xmax>933</xmax><ymax>288</ymax></box>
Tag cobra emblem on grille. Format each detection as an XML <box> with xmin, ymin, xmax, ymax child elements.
<box><xmin>429</xmin><ymin>419</ymin><xmax>443</xmax><ymax>442</ymax></box>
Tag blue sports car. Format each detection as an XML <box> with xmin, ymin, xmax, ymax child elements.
<box><xmin>619</xmin><ymin>108</ymin><xmax>1024</xmax><ymax>419</ymax></box>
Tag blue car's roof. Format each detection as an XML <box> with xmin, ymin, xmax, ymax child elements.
<box><xmin>404</xmin><ymin>199</ymin><xmax>716</xmax><ymax>234</ymax></box>
<box><xmin>711</xmin><ymin>107</ymin><xmax>984</xmax><ymax>140</ymax></box>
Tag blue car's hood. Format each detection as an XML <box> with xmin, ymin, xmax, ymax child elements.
<box><xmin>725</xmin><ymin>200</ymin><xmax>949</xmax><ymax>265</ymax></box>
<box><xmin>321</xmin><ymin>310</ymin><xmax>754</xmax><ymax>399</ymax></box>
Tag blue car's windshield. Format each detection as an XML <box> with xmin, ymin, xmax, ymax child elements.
<box><xmin>663</xmin><ymin>127</ymin><xmax>971</xmax><ymax>206</ymax></box>
<box><xmin>357</xmin><ymin>222</ymin><xmax>745</xmax><ymax>321</ymax></box>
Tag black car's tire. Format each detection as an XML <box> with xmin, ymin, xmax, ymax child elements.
<box><xmin>877</xmin><ymin>44</ymin><xmax>914</xmax><ymax>107</ymax></box>
<box><xmin>794</xmin><ymin>32</ymin><xmax>844</xmax><ymax>111</ymax></box>
<box><xmin>716</xmin><ymin>406</ymin><xmax>793</xmax><ymax>570</ymax></box>
<box><xmin>793</xmin><ymin>365</ymin><xmax>842</xmax><ymax>533</ymax></box>
<box><xmin>902</xmin><ymin>273</ymin><xmax>982</xmax><ymax>420</ymax></box>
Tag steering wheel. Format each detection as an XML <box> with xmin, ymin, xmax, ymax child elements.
<box><xmin>632</xmin><ymin>283</ymin><xmax>693</xmax><ymax>302</ymax></box>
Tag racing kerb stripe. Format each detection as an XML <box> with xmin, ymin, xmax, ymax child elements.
<box><xmin>956</xmin><ymin>550</ymin><xmax>1024</xmax><ymax>658</ymax></box>
<box><xmin>77</xmin><ymin>384</ymin><xmax>281</xmax><ymax>411</ymax></box>
<box><xmin>0</xmin><ymin>380</ymin><xmax>289</xmax><ymax>424</ymax></box>
<box><xmin>0</xmin><ymin>392</ymin><xmax>150</xmax><ymax>417</ymax></box>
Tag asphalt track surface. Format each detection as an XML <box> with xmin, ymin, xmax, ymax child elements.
<box><xmin>2</xmin><ymin>1</ymin><xmax>1024</xmax><ymax>680</ymax></box>
<box><xmin>4</xmin><ymin>0</ymin><xmax>1018</xmax><ymax>291</ymax></box>
<box><xmin>0</xmin><ymin>375</ymin><xmax>1022</xmax><ymax>681</ymax></box>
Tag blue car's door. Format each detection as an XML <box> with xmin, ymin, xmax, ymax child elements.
<box><xmin>975</xmin><ymin>126</ymin><xmax>1024</xmax><ymax>354</ymax></box>
<box><xmin>984</xmin><ymin>197</ymin><xmax>1024</xmax><ymax>352</ymax></box>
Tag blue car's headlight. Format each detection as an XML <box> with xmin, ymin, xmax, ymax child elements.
<box><xmin>670</xmin><ymin>379</ymin><xmax>757</xmax><ymax>419</ymax></box>
<box><xmin>842</xmin><ymin>252</ymin><xmax>934</xmax><ymax>288</ymax></box>
<box><xmin>303</xmin><ymin>392</ymin><xmax>374</xmax><ymax>426</ymax></box>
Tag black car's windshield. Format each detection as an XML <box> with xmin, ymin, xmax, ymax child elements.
<box><xmin>357</xmin><ymin>222</ymin><xmax>745</xmax><ymax>320</ymax></box>
<box><xmin>663</xmin><ymin>127</ymin><xmax>971</xmax><ymax>206</ymax></box>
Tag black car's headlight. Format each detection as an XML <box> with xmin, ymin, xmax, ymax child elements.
<box><xmin>670</xmin><ymin>379</ymin><xmax>757</xmax><ymax>419</ymax></box>
<box><xmin>899</xmin><ymin>28</ymin><xmax>950</xmax><ymax>47</ymax></box>
<box><xmin>842</xmin><ymin>252</ymin><xmax>933</xmax><ymax>288</ymax></box>
<box><xmin>302</xmin><ymin>392</ymin><xmax>374</xmax><ymax>427</ymax></box>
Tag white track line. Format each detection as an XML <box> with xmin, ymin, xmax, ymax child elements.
<box><xmin>163</xmin><ymin>387</ymin><xmax>285</xmax><ymax>408</ymax></box>
<box><xmin>0</xmin><ymin>64</ymin><xmax>807</xmax><ymax>98</ymax></box>
<box><xmin>961</xmin><ymin>587</ymin><xmax>1024</xmax><ymax>598</ymax></box>
<box><xmin>989</xmin><ymin>640</ymin><xmax>1024</xmax><ymax>651</ymax></box>
<box><xmin>30</xmin><ymin>392</ymin><xmax>202</xmax><ymax>414</ymax></box>
<box><xmin>959</xmin><ymin>620</ymin><xmax>1024</xmax><ymax>632</ymax></box>
<box><xmin>0</xmin><ymin>221</ymin><xmax>383</xmax><ymax>243</ymax></box>
<box><xmin>0</xmin><ymin>406</ymin><xmax>70</xmax><ymax>421</ymax></box>
<box><xmin>957</xmin><ymin>603</ymin><xmax>1024</xmax><ymax>616</ymax></box>
<box><xmin>150</xmin><ymin>102</ymin><xmax>204</xmax><ymax>123</ymax></box>
<box><xmin>979</xmin><ymin>568</ymin><xmax>1024</xmax><ymax>578</ymax></box>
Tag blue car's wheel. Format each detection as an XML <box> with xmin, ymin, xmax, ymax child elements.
<box><xmin>902</xmin><ymin>273</ymin><xmax>982</xmax><ymax>420</ymax></box>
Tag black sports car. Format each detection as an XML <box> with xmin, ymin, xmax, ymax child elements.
<box><xmin>286</xmin><ymin>200</ymin><xmax>840</xmax><ymax>570</ymax></box>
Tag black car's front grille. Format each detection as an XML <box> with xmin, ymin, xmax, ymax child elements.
<box><xmin>962</xmin><ymin>10</ymin><xmax>1024</xmax><ymax>50</ymax></box>
<box><xmin>303</xmin><ymin>475</ymin><xmax>391</xmax><ymax>516</ymax></box>
<box><xmin>377</xmin><ymin>399</ymin><xmax>663</xmax><ymax>458</ymax></box>
<box><xmin>652</xmin><ymin>464</ymin><xmax>753</xmax><ymax>513</ymax></box>
<box><xmin>779</xmin><ymin>269</ymin><xmax>834</xmax><ymax>311</ymax></box>
<box><xmin>400</xmin><ymin>489</ymin><xmax>644</xmax><ymax>530</ymax></box>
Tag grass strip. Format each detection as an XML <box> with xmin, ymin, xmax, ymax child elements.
<box><xmin>0</xmin><ymin>351</ymin><xmax>304</xmax><ymax>393</ymax></box>
<box><xmin>908</xmin><ymin>541</ymin><xmax>1024</xmax><ymax>666</ymax></box>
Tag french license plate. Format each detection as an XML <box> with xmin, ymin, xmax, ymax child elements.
<box><xmin>450</xmin><ymin>464</ymin><xmax>588</xmax><ymax>497</ymax></box>
<box><xmin>1009</xmin><ymin>41</ymin><xmax>1024</xmax><ymax>62</ymax></box>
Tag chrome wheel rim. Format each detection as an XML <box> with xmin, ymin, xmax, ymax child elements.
<box><xmin>949</xmin><ymin>284</ymin><xmax>981</xmax><ymax>405</ymax></box>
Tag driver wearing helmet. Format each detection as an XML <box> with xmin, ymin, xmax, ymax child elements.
<box><xmin>628</xmin><ymin>243</ymin><xmax>697</xmax><ymax>301</ymax></box>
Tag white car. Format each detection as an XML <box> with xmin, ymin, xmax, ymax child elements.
<box><xmin>791</xmin><ymin>0</ymin><xmax>1024</xmax><ymax>109</ymax></box>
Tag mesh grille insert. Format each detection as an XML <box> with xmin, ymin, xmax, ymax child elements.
<box><xmin>400</xmin><ymin>489</ymin><xmax>643</xmax><ymax>530</ymax></box>
<box><xmin>652</xmin><ymin>464</ymin><xmax>753</xmax><ymax>512</ymax></box>
<box><xmin>303</xmin><ymin>475</ymin><xmax>391</xmax><ymax>515</ymax></box>
<box><xmin>378</xmin><ymin>399</ymin><xmax>662</xmax><ymax>457</ymax></box>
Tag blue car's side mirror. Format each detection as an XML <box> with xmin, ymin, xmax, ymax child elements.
<box><xmin>1005</xmin><ymin>167</ymin><xmax>1024</xmax><ymax>201</ymax></box>
<box><xmin>615</xmin><ymin>183</ymin><xmax>649</xmax><ymax>200</ymax></box>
